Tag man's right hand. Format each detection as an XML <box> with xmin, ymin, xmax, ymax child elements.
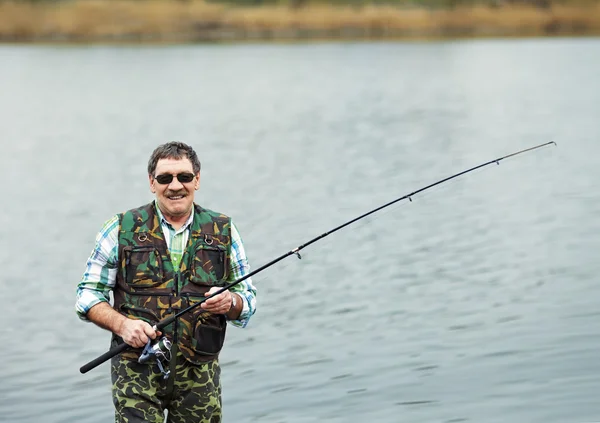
<box><xmin>86</xmin><ymin>302</ymin><xmax>162</xmax><ymax>348</ymax></box>
<box><xmin>118</xmin><ymin>318</ymin><xmax>160</xmax><ymax>348</ymax></box>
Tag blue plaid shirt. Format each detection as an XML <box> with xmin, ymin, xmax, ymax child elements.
<box><xmin>76</xmin><ymin>203</ymin><xmax>257</xmax><ymax>328</ymax></box>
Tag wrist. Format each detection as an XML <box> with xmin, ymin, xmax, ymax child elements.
<box><xmin>115</xmin><ymin>315</ymin><xmax>127</xmax><ymax>337</ymax></box>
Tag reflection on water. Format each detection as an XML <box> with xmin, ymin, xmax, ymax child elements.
<box><xmin>1</xmin><ymin>39</ymin><xmax>599</xmax><ymax>423</ymax></box>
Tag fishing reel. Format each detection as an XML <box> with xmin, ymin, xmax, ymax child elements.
<box><xmin>138</xmin><ymin>337</ymin><xmax>172</xmax><ymax>379</ymax></box>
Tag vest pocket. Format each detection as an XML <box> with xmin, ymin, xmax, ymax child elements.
<box><xmin>191</xmin><ymin>245</ymin><xmax>228</xmax><ymax>285</ymax></box>
<box><xmin>124</xmin><ymin>246</ymin><xmax>164</xmax><ymax>288</ymax></box>
<box><xmin>179</xmin><ymin>305</ymin><xmax>227</xmax><ymax>362</ymax></box>
<box><xmin>191</xmin><ymin>312</ymin><xmax>227</xmax><ymax>357</ymax></box>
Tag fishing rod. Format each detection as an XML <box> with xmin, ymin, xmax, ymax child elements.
<box><xmin>80</xmin><ymin>141</ymin><xmax>555</xmax><ymax>374</ymax></box>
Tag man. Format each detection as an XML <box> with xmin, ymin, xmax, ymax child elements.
<box><xmin>76</xmin><ymin>141</ymin><xmax>257</xmax><ymax>423</ymax></box>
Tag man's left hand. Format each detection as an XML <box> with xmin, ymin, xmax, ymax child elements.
<box><xmin>201</xmin><ymin>286</ymin><xmax>233</xmax><ymax>315</ymax></box>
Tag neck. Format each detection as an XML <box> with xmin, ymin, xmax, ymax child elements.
<box><xmin>158</xmin><ymin>206</ymin><xmax>192</xmax><ymax>230</ymax></box>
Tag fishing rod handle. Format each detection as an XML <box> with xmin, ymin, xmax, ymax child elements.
<box><xmin>80</xmin><ymin>315</ymin><xmax>177</xmax><ymax>374</ymax></box>
<box><xmin>79</xmin><ymin>341</ymin><xmax>130</xmax><ymax>374</ymax></box>
<box><xmin>79</xmin><ymin>299</ymin><xmax>205</xmax><ymax>374</ymax></box>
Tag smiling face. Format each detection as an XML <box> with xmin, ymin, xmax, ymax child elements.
<box><xmin>149</xmin><ymin>157</ymin><xmax>200</xmax><ymax>223</ymax></box>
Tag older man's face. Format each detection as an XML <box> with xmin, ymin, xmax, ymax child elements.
<box><xmin>149</xmin><ymin>157</ymin><xmax>200</xmax><ymax>221</ymax></box>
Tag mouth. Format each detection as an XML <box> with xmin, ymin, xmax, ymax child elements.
<box><xmin>166</xmin><ymin>193</ymin><xmax>186</xmax><ymax>201</ymax></box>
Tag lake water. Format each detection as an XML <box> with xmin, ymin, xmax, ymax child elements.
<box><xmin>1</xmin><ymin>38</ymin><xmax>599</xmax><ymax>423</ymax></box>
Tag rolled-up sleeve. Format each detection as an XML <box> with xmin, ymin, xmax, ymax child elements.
<box><xmin>227</xmin><ymin>221</ymin><xmax>257</xmax><ymax>328</ymax></box>
<box><xmin>75</xmin><ymin>216</ymin><xmax>120</xmax><ymax>321</ymax></box>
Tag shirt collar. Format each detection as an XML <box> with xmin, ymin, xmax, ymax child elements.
<box><xmin>154</xmin><ymin>201</ymin><xmax>194</xmax><ymax>233</ymax></box>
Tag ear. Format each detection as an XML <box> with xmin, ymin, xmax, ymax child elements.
<box><xmin>195</xmin><ymin>172</ymin><xmax>201</xmax><ymax>191</ymax></box>
<box><xmin>149</xmin><ymin>174</ymin><xmax>156</xmax><ymax>193</ymax></box>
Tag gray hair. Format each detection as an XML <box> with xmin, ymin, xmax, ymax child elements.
<box><xmin>147</xmin><ymin>141</ymin><xmax>201</xmax><ymax>176</ymax></box>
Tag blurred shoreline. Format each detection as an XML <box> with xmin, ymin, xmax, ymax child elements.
<box><xmin>2</xmin><ymin>0</ymin><xmax>600</xmax><ymax>43</ymax></box>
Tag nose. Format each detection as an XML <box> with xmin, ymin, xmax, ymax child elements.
<box><xmin>168</xmin><ymin>177</ymin><xmax>184</xmax><ymax>190</ymax></box>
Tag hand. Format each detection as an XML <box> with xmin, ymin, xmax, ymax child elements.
<box><xmin>201</xmin><ymin>287</ymin><xmax>232</xmax><ymax>315</ymax></box>
<box><xmin>118</xmin><ymin>318</ymin><xmax>161</xmax><ymax>348</ymax></box>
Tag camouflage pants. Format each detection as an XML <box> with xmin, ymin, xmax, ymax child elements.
<box><xmin>111</xmin><ymin>349</ymin><xmax>221</xmax><ymax>423</ymax></box>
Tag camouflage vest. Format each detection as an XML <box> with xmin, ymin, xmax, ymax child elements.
<box><xmin>113</xmin><ymin>202</ymin><xmax>232</xmax><ymax>364</ymax></box>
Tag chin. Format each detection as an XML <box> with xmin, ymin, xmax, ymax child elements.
<box><xmin>172</xmin><ymin>203</ymin><xmax>192</xmax><ymax>215</ymax></box>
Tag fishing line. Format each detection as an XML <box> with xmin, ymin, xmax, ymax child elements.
<box><xmin>80</xmin><ymin>141</ymin><xmax>556</xmax><ymax>374</ymax></box>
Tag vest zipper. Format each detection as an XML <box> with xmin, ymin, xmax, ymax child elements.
<box><xmin>164</xmin><ymin>272</ymin><xmax>179</xmax><ymax>395</ymax></box>
<box><xmin>173</xmin><ymin>273</ymin><xmax>179</xmax><ymax>340</ymax></box>
<box><xmin>173</xmin><ymin>273</ymin><xmax>179</xmax><ymax>347</ymax></box>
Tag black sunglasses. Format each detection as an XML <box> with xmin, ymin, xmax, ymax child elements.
<box><xmin>154</xmin><ymin>172</ymin><xmax>195</xmax><ymax>185</ymax></box>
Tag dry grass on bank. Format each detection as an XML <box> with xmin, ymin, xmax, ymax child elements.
<box><xmin>1</xmin><ymin>0</ymin><xmax>600</xmax><ymax>42</ymax></box>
